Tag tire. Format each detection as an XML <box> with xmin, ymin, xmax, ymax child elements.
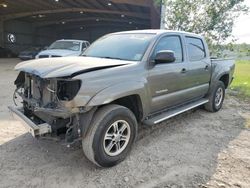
<box><xmin>82</xmin><ymin>104</ymin><xmax>138</xmax><ymax>167</ymax></box>
<box><xmin>205</xmin><ymin>81</ymin><xmax>225</xmax><ymax>112</ymax></box>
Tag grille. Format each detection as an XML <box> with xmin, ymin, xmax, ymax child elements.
<box><xmin>51</xmin><ymin>55</ymin><xmax>62</xmax><ymax>58</ymax></box>
<box><xmin>39</xmin><ymin>55</ymin><xmax>49</xmax><ymax>58</ymax></box>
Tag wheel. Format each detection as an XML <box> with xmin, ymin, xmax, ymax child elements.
<box><xmin>82</xmin><ymin>104</ymin><xmax>138</xmax><ymax>167</ymax></box>
<box><xmin>205</xmin><ymin>81</ymin><xmax>225</xmax><ymax>112</ymax></box>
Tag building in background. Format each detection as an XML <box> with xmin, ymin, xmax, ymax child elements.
<box><xmin>0</xmin><ymin>0</ymin><xmax>161</xmax><ymax>54</ymax></box>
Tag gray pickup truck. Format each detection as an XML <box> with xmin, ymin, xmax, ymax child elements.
<box><xmin>9</xmin><ymin>30</ymin><xmax>235</xmax><ymax>167</ymax></box>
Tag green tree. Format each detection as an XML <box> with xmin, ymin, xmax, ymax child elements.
<box><xmin>155</xmin><ymin>0</ymin><xmax>248</xmax><ymax>44</ymax></box>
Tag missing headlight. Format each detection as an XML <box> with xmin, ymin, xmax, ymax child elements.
<box><xmin>57</xmin><ymin>80</ymin><xmax>81</xmax><ymax>101</ymax></box>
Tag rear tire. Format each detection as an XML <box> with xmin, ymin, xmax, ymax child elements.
<box><xmin>205</xmin><ymin>81</ymin><xmax>225</xmax><ymax>112</ymax></box>
<box><xmin>82</xmin><ymin>104</ymin><xmax>138</xmax><ymax>167</ymax></box>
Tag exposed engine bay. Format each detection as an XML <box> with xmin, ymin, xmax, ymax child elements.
<box><xmin>13</xmin><ymin>71</ymin><xmax>84</xmax><ymax>143</ymax></box>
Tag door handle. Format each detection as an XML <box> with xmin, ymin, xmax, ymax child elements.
<box><xmin>181</xmin><ymin>68</ymin><xmax>187</xmax><ymax>73</ymax></box>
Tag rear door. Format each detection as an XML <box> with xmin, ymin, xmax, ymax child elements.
<box><xmin>184</xmin><ymin>36</ymin><xmax>211</xmax><ymax>98</ymax></box>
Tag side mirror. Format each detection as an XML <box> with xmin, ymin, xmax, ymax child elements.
<box><xmin>155</xmin><ymin>50</ymin><xmax>176</xmax><ymax>64</ymax></box>
<box><xmin>82</xmin><ymin>47</ymin><xmax>87</xmax><ymax>52</ymax></box>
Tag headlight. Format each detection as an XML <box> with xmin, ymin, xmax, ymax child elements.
<box><xmin>57</xmin><ymin>80</ymin><xmax>81</xmax><ymax>101</ymax></box>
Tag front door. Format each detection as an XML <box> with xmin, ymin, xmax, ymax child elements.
<box><xmin>147</xmin><ymin>35</ymin><xmax>189</xmax><ymax>113</ymax></box>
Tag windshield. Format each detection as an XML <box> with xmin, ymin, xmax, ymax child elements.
<box><xmin>48</xmin><ymin>41</ymin><xmax>81</xmax><ymax>51</ymax></box>
<box><xmin>83</xmin><ymin>33</ymin><xmax>155</xmax><ymax>61</ymax></box>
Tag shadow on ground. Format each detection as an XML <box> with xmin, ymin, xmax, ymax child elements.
<box><xmin>0</xmin><ymin>103</ymin><xmax>247</xmax><ymax>188</ymax></box>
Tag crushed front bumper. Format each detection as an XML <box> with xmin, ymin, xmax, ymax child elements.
<box><xmin>8</xmin><ymin>106</ymin><xmax>52</xmax><ymax>137</ymax></box>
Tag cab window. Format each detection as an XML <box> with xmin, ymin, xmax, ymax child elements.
<box><xmin>82</xmin><ymin>43</ymin><xmax>87</xmax><ymax>51</ymax></box>
<box><xmin>152</xmin><ymin>35</ymin><xmax>183</xmax><ymax>63</ymax></box>
<box><xmin>186</xmin><ymin>37</ymin><xmax>206</xmax><ymax>61</ymax></box>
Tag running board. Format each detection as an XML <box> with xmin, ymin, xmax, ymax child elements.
<box><xmin>143</xmin><ymin>99</ymin><xmax>209</xmax><ymax>126</ymax></box>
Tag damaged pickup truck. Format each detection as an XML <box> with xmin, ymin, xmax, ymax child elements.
<box><xmin>9</xmin><ymin>30</ymin><xmax>235</xmax><ymax>167</ymax></box>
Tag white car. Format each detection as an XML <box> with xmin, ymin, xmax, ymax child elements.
<box><xmin>36</xmin><ymin>39</ymin><xmax>90</xmax><ymax>59</ymax></box>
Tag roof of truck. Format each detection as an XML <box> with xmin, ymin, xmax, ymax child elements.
<box><xmin>114</xmin><ymin>29</ymin><xmax>203</xmax><ymax>38</ymax></box>
<box><xmin>56</xmin><ymin>39</ymin><xmax>89</xmax><ymax>43</ymax></box>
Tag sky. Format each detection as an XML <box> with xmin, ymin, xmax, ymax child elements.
<box><xmin>231</xmin><ymin>0</ymin><xmax>250</xmax><ymax>43</ymax></box>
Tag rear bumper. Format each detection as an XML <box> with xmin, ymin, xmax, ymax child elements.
<box><xmin>8</xmin><ymin>106</ymin><xmax>52</xmax><ymax>137</ymax></box>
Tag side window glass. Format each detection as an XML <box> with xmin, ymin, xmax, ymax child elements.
<box><xmin>153</xmin><ymin>36</ymin><xmax>183</xmax><ymax>63</ymax></box>
<box><xmin>186</xmin><ymin>37</ymin><xmax>206</xmax><ymax>61</ymax></box>
<box><xmin>82</xmin><ymin>43</ymin><xmax>87</xmax><ymax>51</ymax></box>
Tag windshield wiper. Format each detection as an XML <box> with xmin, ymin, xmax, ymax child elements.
<box><xmin>48</xmin><ymin>48</ymin><xmax>61</xmax><ymax>50</ymax></box>
<box><xmin>81</xmin><ymin>55</ymin><xmax>132</xmax><ymax>61</ymax></box>
<box><xmin>101</xmin><ymin>57</ymin><xmax>124</xmax><ymax>60</ymax></box>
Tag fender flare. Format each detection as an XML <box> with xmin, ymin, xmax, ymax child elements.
<box><xmin>85</xmin><ymin>81</ymin><xmax>150</xmax><ymax>118</ymax></box>
<box><xmin>208</xmin><ymin>71</ymin><xmax>230</xmax><ymax>96</ymax></box>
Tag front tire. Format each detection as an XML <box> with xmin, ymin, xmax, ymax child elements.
<box><xmin>82</xmin><ymin>104</ymin><xmax>138</xmax><ymax>167</ymax></box>
<box><xmin>205</xmin><ymin>81</ymin><xmax>225</xmax><ymax>112</ymax></box>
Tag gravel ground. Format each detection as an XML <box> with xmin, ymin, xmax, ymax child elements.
<box><xmin>0</xmin><ymin>58</ymin><xmax>249</xmax><ymax>188</ymax></box>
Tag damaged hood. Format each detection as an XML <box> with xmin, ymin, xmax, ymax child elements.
<box><xmin>37</xmin><ymin>49</ymin><xmax>81</xmax><ymax>57</ymax></box>
<box><xmin>15</xmin><ymin>56</ymin><xmax>133</xmax><ymax>78</ymax></box>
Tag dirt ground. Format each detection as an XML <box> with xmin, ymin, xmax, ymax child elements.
<box><xmin>0</xmin><ymin>58</ymin><xmax>249</xmax><ymax>188</ymax></box>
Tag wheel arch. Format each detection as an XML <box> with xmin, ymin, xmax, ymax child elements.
<box><xmin>85</xmin><ymin>81</ymin><xmax>149</xmax><ymax>120</ymax></box>
<box><xmin>219</xmin><ymin>74</ymin><xmax>230</xmax><ymax>88</ymax></box>
<box><xmin>111</xmin><ymin>94</ymin><xmax>143</xmax><ymax>122</ymax></box>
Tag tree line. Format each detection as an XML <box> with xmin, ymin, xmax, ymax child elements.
<box><xmin>154</xmin><ymin>0</ymin><xmax>249</xmax><ymax>47</ymax></box>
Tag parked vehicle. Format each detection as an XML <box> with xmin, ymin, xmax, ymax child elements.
<box><xmin>18</xmin><ymin>47</ymin><xmax>43</xmax><ymax>60</ymax></box>
<box><xmin>35</xmin><ymin>39</ymin><xmax>90</xmax><ymax>59</ymax></box>
<box><xmin>10</xmin><ymin>30</ymin><xmax>235</xmax><ymax>167</ymax></box>
<box><xmin>0</xmin><ymin>47</ymin><xmax>16</xmax><ymax>58</ymax></box>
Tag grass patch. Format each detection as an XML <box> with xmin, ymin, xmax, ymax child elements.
<box><xmin>230</xmin><ymin>60</ymin><xmax>250</xmax><ymax>98</ymax></box>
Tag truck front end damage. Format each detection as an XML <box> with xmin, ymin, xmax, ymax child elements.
<box><xmin>9</xmin><ymin>71</ymin><xmax>93</xmax><ymax>143</ymax></box>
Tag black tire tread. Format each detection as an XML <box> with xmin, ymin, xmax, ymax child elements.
<box><xmin>205</xmin><ymin>81</ymin><xmax>225</xmax><ymax>112</ymax></box>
